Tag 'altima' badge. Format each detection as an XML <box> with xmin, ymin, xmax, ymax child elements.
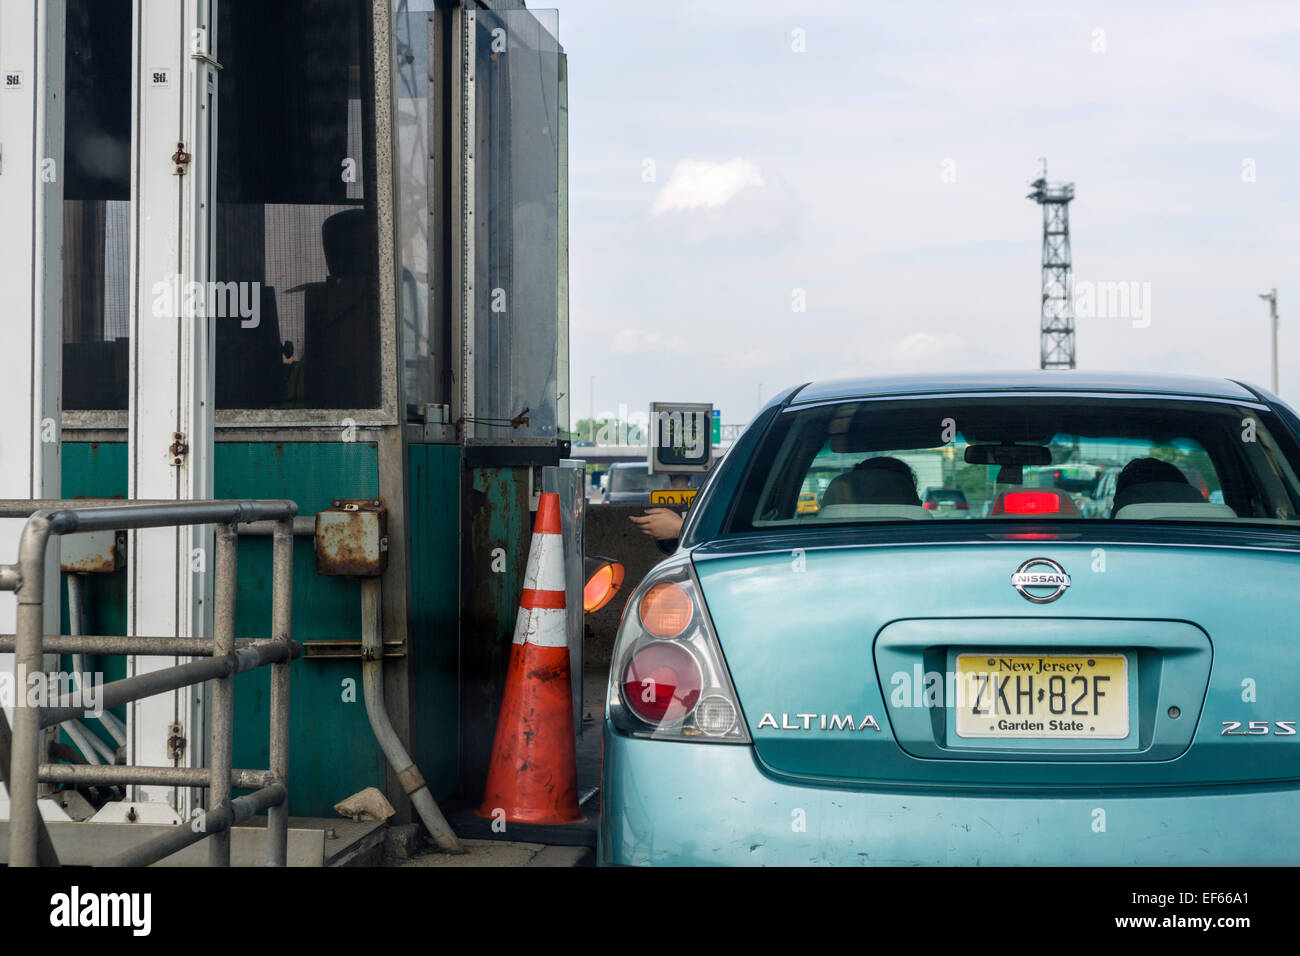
<box><xmin>1011</xmin><ymin>557</ymin><xmax>1071</xmax><ymax>604</ymax></box>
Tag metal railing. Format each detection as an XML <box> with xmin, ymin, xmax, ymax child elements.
<box><xmin>0</xmin><ymin>499</ymin><xmax>301</xmax><ymax>867</ymax></box>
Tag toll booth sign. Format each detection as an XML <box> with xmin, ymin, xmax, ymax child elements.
<box><xmin>648</xmin><ymin>402</ymin><xmax>713</xmax><ymax>475</ymax></box>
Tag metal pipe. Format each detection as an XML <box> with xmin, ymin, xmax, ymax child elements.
<box><xmin>68</xmin><ymin>719</ymin><xmax>116</xmax><ymax>763</ymax></box>
<box><xmin>39</xmin><ymin>764</ymin><xmax>276</xmax><ymax>788</ymax></box>
<box><xmin>238</xmin><ymin>515</ymin><xmax>317</xmax><ymax>537</ymax></box>
<box><xmin>0</xmin><ymin>706</ymin><xmax>60</xmax><ymax>866</ymax></box>
<box><xmin>267</xmin><ymin>521</ymin><xmax>293</xmax><ymax>866</ymax></box>
<box><xmin>9</xmin><ymin>512</ymin><xmax>58</xmax><ymax>866</ymax></box>
<box><xmin>61</xmin><ymin>718</ymin><xmax>104</xmax><ymax>766</ymax></box>
<box><xmin>0</xmin><ymin>635</ymin><xmax>289</xmax><ymax>655</ymax></box>
<box><xmin>105</xmin><ymin>783</ymin><xmax>287</xmax><ymax>868</ymax></box>
<box><xmin>67</xmin><ymin>575</ymin><xmax>128</xmax><ymax>747</ymax></box>
<box><xmin>0</xmin><ymin>502</ymin><xmax>313</xmax><ymax>533</ymax></box>
<box><xmin>34</xmin><ymin>499</ymin><xmax>297</xmax><ymax>535</ymax></box>
<box><xmin>360</xmin><ymin>578</ymin><xmax>463</xmax><ymax>853</ymax></box>
<box><xmin>39</xmin><ymin>641</ymin><xmax>300</xmax><ymax>730</ymax></box>
<box><xmin>5</xmin><ymin>498</ymin><xmax>301</xmax><ymax>866</ymax></box>
<box><xmin>209</xmin><ymin>524</ymin><xmax>238</xmax><ymax>866</ymax></box>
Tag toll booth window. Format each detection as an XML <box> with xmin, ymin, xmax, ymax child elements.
<box><xmin>214</xmin><ymin>0</ymin><xmax>380</xmax><ymax>410</ymax></box>
<box><xmin>394</xmin><ymin>3</ymin><xmax>438</xmax><ymax>418</ymax></box>
<box><xmin>468</xmin><ymin>10</ymin><xmax>564</xmax><ymax>441</ymax></box>
<box><xmin>62</xmin><ymin>0</ymin><xmax>132</xmax><ymax>411</ymax></box>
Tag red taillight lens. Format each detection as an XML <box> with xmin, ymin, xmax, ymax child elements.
<box><xmin>623</xmin><ymin>642</ymin><xmax>702</xmax><ymax>724</ymax></box>
<box><xmin>997</xmin><ymin>491</ymin><xmax>1061</xmax><ymax>514</ymax></box>
<box><xmin>639</xmin><ymin>582</ymin><xmax>693</xmax><ymax>638</ymax></box>
<box><xmin>923</xmin><ymin>501</ymin><xmax>937</xmax><ymax>510</ymax></box>
<box><xmin>956</xmin><ymin>501</ymin><xmax>969</xmax><ymax>510</ymax></box>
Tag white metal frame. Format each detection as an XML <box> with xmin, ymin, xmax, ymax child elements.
<box><xmin>125</xmin><ymin>0</ymin><xmax>219</xmax><ymax>815</ymax></box>
<box><xmin>0</xmin><ymin>0</ymin><xmax>65</xmax><ymax>805</ymax></box>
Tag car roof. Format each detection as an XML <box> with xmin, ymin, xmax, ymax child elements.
<box><xmin>790</xmin><ymin>371</ymin><xmax>1259</xmax><ymax>405</ymax></box>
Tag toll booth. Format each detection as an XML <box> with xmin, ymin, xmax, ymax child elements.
<box><xmin>0</xmin><ymin>0</ymin><xmax>568</xmax><ymax>848</ymax></box>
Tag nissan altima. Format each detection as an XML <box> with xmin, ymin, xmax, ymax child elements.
<box><xmin>601</xmin><ymin>371</ymin><xmax>1300</xmax><ymax>865</ymax></box>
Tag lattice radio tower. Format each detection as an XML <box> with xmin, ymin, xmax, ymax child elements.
<box><xmin>1026</xmin><ymin>159</ymin><xmax>1076</xmax><ymax>369</ymax></box>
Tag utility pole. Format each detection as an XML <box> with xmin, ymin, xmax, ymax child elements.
<box><xmin>1027</xmin><ymin>159</ymin><xmax>1077</xmax><ymax>369</ymax></box>
<box><xmin>1258</xmin><ymin>289</ymin><xmax>1279</xmax><ymax>394</ymax></box>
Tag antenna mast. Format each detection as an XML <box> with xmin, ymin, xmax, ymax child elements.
<box><xmin>1027</xmin><ymin>159</ymin><xmax>1076</xmax><ymax>369</ymax></box>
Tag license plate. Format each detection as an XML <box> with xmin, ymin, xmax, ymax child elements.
<box><xmin>954</xmin><ymin>653</ymin><xmax>1129</xmax><ymax>739</ymax></box>
<box><xmin>649</xmin><ymin>488</ymin><xmax>697</xmax><ymax>506</ymax></box>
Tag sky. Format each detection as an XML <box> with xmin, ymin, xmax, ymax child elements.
<box><xmin>556</xmin><ymin>0</ymin><xmax>1300</xmax><ymax>430</ymax></box>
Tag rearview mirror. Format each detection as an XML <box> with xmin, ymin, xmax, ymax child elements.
<box><xmin>964</xmin><ymin>444</ymin><xmax>1052</xmax><ymax>466</ymax></box>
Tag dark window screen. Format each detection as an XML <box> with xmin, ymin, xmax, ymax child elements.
<box><xmin>215</xmin><ymin>0</ymin><xmax>380</xmax><ymax>409</ymax></box>
<box><xmin>62</xmin><ymin>0</ymin><xmax>131</xmax><ymax>411</ymax></box>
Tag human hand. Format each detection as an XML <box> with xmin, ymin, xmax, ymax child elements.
<box><xmin>628</xmin><ymin>508</ymin><xmax>684</xmax><ymax>540</ymax></box>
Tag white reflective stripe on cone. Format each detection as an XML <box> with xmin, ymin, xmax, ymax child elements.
<box><xmin>513</xmin><ymin>605</ymin><xmax>568</xmax><ymax>647</ymax></box>
<box><xmin>522</xmin><ymin>532</ymin><xmax>566</xmax><ymax>592</ymax></box>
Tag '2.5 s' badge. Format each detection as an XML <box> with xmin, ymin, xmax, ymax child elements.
<box><xmin>1221</xmin><ymin>720</ymin><xmax>1296</xmax><ymax>735</ymax></box>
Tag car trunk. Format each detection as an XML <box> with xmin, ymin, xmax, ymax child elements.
<box><xmin>692</xmin><ymin>531</ymin><xmax>1300</xmax><ymax>788</ymax></box>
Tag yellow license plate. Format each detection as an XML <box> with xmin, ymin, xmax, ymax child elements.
<box><xmin>650</xmin><ymin>488</ymin><xmax>698</xmax><ymax>506</ymax></box>
<box><xmin>954</xmin><ymin>653</ymin><xmax>1129</xmax><ymax>739</ymax></box>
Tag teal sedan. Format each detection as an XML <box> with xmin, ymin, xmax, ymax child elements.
<box><xmin>601</xmin><ymin>372</ymin><xmax>1300</xmax><ymax>865</ymax></box>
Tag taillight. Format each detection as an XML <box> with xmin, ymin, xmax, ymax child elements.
<box><xmin>922</xmin><ymin>500</ymin><xmax>937</xmax><ymax>510</ymax></box>
<box><xmin>639</xmin><ymin>582</ymin><xmax>692</xmax><ymax>637</ymax></box>
<box><xmin>623</xmin><ymin>641</ymin><xmax>702</xmax><ymax>723</ymax></box>
<box><xmin>956</xmin><ymin>501</ymin><xmax>969</xmax><ymax>510</ymax></box>
<box><xmin>607</xmin><ymin>562</ymin><xmax>750</xmax><ymax>743</ymax></box>
<box><xmin>995</xmin><ymin>491</ymin><xmax>1061</xmax><ymax>514</ymax></box>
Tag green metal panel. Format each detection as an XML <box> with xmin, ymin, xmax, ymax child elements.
<box><xmin>60</xmin><ymin>444</ymin><xmax>129</xmax><ymax>753</ymax></box>
<box><xmin>406</xmin><ymin>444</ymin><xmax>461</xmax><ymax>800</ymax></box>
<box><xmin>214</xmin><ymin>443</ymin><xmax>386</xmax><ymax>817</ymax></box>
<box><xmin>459</xmin><ymin>465</ymin><xmax>532</xmax><ymax>799</ymax></box>
<box><xmin>58</xmin><ymin>441</ymin><xmax>389</xmax><ymax>817</ymax></box>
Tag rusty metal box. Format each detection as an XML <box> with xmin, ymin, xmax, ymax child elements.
<box><xmin>315</xmin><ymin>499</ymin><xmax>388</xmax><ymax>577</ymax></box>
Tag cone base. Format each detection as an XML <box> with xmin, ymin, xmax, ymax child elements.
<box><xmin>473</xmin><ymin>803</ymin><xmax>585</xmax><ymax>825</ymax></box>
<box><xmin>476</xmin><ymin>642</ymin><xmax>582</xmax><ymax>827</ymax></box>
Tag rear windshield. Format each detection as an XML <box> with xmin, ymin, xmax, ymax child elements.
<box><xmin>609</xmin><ymin>468</ymin><xmax>671</xmax><ymax>494</ymax></box>
<box><xmin>728</xmin><ymin>397</ymin><xmax>1300</xmax><ymax>531</ymax></box>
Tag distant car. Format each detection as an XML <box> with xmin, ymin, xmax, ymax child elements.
<box><xmin>922</xmin><ymin>487</ymin><xmax>970</xmax><ymax>516</ymax></box>
<box><xmin>603</xmin><ymin>371</ymin><xmax>1300</xmax><ymax>865</ymax></box>
<box><xmin>1091</xmin><ymin>467</ymin><xmax>1120</xmax><ymax>517</ymax></box>
<box><xmin>796</xmin><ymin>491</ymin><xmax>820</xmax><ymax>514</ymax></box>
<box><xmin>600</xmin><ymin>462</ymin><xmax>703</xmax><ymax>505</ymax></box>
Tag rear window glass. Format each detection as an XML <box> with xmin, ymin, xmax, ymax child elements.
<box><xmin>730</xmin><ymin>397</ymin><xmax>1300</xmax><ymax>530</ymax></box>
<box><xmin>609</xmin><ymin>468</ymin><xmax>671</xmax><ymax>494</ymax></box>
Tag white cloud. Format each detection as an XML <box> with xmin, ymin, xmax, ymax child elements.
<box><xmin>607</xmin><ymin>328</ymin><xmax>693</xmax><ymax>355</ymax></box>
<box><xmin>650</xmin><ymin>158</ymin><xmax>766</xmax><ymax>215</ymax></box>
<box><xmin>889</xmin><ymin>332</ymin><xmax>970</xmax><ymax>368</ymax></box>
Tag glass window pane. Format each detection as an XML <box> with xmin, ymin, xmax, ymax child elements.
<box><xmin>470</xmin><ymin>8</ymin><xmax>562</xmax><ymax>441</ymax></box>
<box><xmin>215</xmin><ymin>0</ymin><xmax>380</xmax><ymax>410</ymax></box>
<box><xmin>62</xmin><ymin>0</ymin><xmax>131</xmax><ymax>411</ymax></box>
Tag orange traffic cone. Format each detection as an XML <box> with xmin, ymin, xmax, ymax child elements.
<box><xmin>476</xmin><ymin>492</ymin><xmax>582</xmax><ymax>824</ymax></box>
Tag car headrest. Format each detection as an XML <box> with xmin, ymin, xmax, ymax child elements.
<box><xmin>1115</xmin><ymin>457</ymin><xmax>1187</xmax><ymax>497</ymax></box>
<box><xmin>1113</xmin><ymin>502</ymin><xmax>1238</xmax><ymax>521</ymax></box>
<box><xmin>816</xmin><ymin>504</ymin><xmax>933</xmax><ymax>521</ymax></box>
<box><xmin>822</xmin><ymin>468</ymin><xmax>920</xmax><ymax>507</ymax></box>
<box><xmin>1112</xmin><ymin>480</ymin><xmax>1204</xmax><ymax>514</ymax></box>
